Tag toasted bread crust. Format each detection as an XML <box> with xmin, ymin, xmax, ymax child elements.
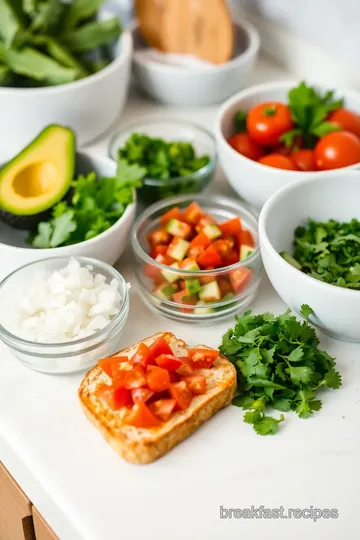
<box><xmin>79</xmin><ymin>332</ymin><xmax>236</xmax><ymax>464</ymax></box>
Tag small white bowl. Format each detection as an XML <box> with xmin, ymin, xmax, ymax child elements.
<box><xmin>0</xmin><ymin>151</ymin><xmax>136</xmax><ymax>281</ymax></box>
<box><xmin>215</xmin><ymin>81</ymin><xmax>360</xmax><ymax>209</ymax></box>
<box><xmin>259</xmin><ymin>170</ymin><xmax>360</xmax><ymax>342</ymax></box>
<box><xmin>131</xmin><ymin>17</ymin><xmax>259</xmax><ymax>106</ymax></box>
<box><xmin>0</xmin><ymin>30</ymin><xmax>133</xmax><ymax>158</ymax></box>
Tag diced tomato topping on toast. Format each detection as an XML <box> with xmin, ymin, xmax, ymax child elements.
<box><xmin>149</xmin><ymin>399</ymin><xmax>176</xmax><ymax>421</ymax></box>
<box><xmin>124</xmin><ymin>403</ymin><xmax>161</xmax><ymax>428</ymax></box>
<box><xmin>183</xmin><ymin>375</ymin><xmax>207</xmax><ymax>395</ymax></box>
<box><xmin>169</xmin><ymin>381</ymin><xmax>192</xmax><ymax>410</ymax></box>
<box><xmin>187</xmin><ymin>348</ymin><xmax>218</xmax><ymax>369</ymax></box>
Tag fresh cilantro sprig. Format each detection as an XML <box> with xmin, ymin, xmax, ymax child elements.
<box><xmin>281</xmin><ymin>81</ymin><xmax>343</xmax><ymax>148</ymax></box>
<box><xmin>281</xmin><ymin>218</ymin><xmax>360</xmax><ymax>289</ymax></box>
<box><xmin>220</xmin><ymin>304</ymin><xmax>341</xmax><ymax>435</ymax></box>
<box><xmin>29</xmin><ymin>159</ymin><xmax>145</xmax><ymax>248</ymax></box>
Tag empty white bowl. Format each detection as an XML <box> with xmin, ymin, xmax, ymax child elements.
<box><xmin>0</xmin><ymin>30</ymin><xmax>133</xmax><ymax>158</ymax></box>
<box><xmin>259</xmin><ymin>170</ymin><xmax>360</xmax><ymax>342</ymax></box>
<box><xmin>131</xmin><ymin>17</ymin><xmax>259</xmax><ymax>106</ymax></box>
<box><xmin>215</xmin><ymin>81</ymin><xmax>360</xmax><ymax>209</ymax></box>
<box><xmin>0</xmin><ymin>151</ymin><xmax>136</xmax><ymax>281</ymax></box>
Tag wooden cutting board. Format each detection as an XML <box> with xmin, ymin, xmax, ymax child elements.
<box><xmin>135</xmin><ymin>0</ymin><xmax>234</xmax><ymax>64</ymax></box>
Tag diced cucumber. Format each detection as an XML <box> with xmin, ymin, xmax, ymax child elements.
<box><xmin>181</xmin><ymin>258</ymin><xmax>200</xmax><ymax>271</ymax></box>
<box><xmin>203</xmin><ymin>222</ymin><xmax>222</xmax><ymax>240</ymax></box>
<box><xmin>199</xmin><ymin>281</ymin><xmax>221</xmax><ymax>302</ymax></box>
<box><xmin>214</xmin><ymin>292</ymin><xmax>236</xmax><ymax>312</ymax></box>
<box><xmin>167</xmin><ymin>238</ymin><xmax>190</xmax><ymax>261</ymax></box>
<box><xmin>280</xmin><ymin>251</ymin><xmax>302</xmax><ymax>270</ymax></box>
<box><xmin>165</xmin><ymin>218</ymin><xmax>190</xmax><ymax>238</ymax></box>
<box><xmin>161</xmin><ymin>262</ymin><xmax>181</xmax><ymax>283</ymax></box>
<box><xmin>194</xmin><ymin>301</ymin><xmax>216</xmax><ymax>315</ymax></box>
<box><xmin>185</xmin><ymin>278</ymin><xmax>201</xmax><ymax>295</ymax></box>
<box><xmin>154</xmin><ymin>283</ymin><xmax>177</xmax><ymax>300</ymax></box>
<box><xmin>240</xmin><ymin>244</ymin><xmax>255</xmax><ymax>261</ymax></box>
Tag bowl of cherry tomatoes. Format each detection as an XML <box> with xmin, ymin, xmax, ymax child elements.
<box><xmin>215</xmin><ymin>80</ymin><xmax>360</xmax><ymax>208</ymax></box>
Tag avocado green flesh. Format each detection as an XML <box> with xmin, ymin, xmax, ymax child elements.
<box><xmin>0</xmin><ymin>125</ymin><xmax>75</xmax><ymax>222</ymax></box>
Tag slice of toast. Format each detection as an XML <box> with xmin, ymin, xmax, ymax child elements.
<box><xmin>79</xmin><ymin>332</ymin><xmax>236</xmax><ymax>464</ymax></box>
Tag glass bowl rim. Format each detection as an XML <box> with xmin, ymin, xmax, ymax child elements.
<box><xmin>0</xmin><ymin>256</ymin><xmax>129</xmax><ymax>349</ymax></box>
<box><xmin>108</xmin><ymin>117</ymin><xmax>217</xmax><ymax>185</ymax></box>
<box><xmin>131</xmin><ymin>193</ymin><xmax>261</xmax><ymax>276</ymax></box>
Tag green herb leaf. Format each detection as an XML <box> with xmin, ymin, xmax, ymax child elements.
<box><xmin>61</xmin><ymin>18</ymin><xmax>121</xmax><ymax>53</ymax></box>
<box><xmin>65</xmin><ymin>0</ymin><xmax>105</xmax><ymax>29</ymax></box>
<box><xmin>253</xmin><ymin>414</ymin><xmax>284</xmax><ymax>436</ymax></box>
<box><xmin>234</xmin><ymin>110</ymin><xmax>247</xmax><ymax>132</ymax></box>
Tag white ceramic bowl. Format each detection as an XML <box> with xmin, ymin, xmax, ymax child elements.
<box><xmin>259</xmin><ymin>170</ymin><xmax>360</xmax><ymax>342</ymax></box>
<box><xmin>0</xmin><ymin>31</ymin><xmax>133</xmax><ymax>158</ymax></box>
<box><xmin>215</xmin><ymin>81</ymin><xmax>360</xmax><ymax>209</ymax></box>
<box><xmin>0</xmin><ymin>151</ymin><xmax>136</xmax><ymax>281</ymax></box>
<box><xmin>132</xmin><ymin>18</ymin><xmax>259</xmax><ymax>106</ymax></box>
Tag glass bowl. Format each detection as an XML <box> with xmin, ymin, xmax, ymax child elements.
<box><xmin>0</xmin><ymin>257</ymin><xmax>130</xmax><ymax>374</ymax></box>
<box><xmin>108</xmin><ymin>119</ymin><xmax>217</xmax><ymax>207</ymax></box>
<box><xmin>131</xmin><ymin>194</ymin><xmax>263</xmax><ymax>324</ymax></box>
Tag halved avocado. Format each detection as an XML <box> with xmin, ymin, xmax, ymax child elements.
<box><xmin>0</xmin><ymin>125</ymin><xmax>75</xmax><ymax>229</ymax></box>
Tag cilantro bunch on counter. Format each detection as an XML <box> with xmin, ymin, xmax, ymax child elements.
<box><xmin>28</xmin><ymin>159</ymin><xmax>145</xmax><ymax>248</ymax></box>
<box><xmin>281</xmin><ymin>218</ymin><xmax>360</xmax><ymax>289</ymax></box>
<box><xmin>118</xmin><ymin>133</ymin><xmax>210</xmax><ymax>180</ymax></box>
<box><xmin>220</xmin><ymin>305</ymin><xmax>341</xmax><ymax>435</ymax></box>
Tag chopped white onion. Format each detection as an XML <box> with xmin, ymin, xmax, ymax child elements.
<box><xmin>4</xmin><ymin>259</ymin><xmax>124</xmax><ymax>344</ymax></box>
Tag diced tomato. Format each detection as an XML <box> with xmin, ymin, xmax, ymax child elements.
<box><xmin>182</xmin><ymin>202</ymin><xmax>204</xmax><ymax>225</ymax></box>
<box><xmin>159</xmin><ymin>207</ymin><xmax>182</xmax><ymax>225</ymax></box>
<box><xmin>219</xmin><ymin>217</ymin><xmax>242</xmax><ymax>236</ymax></box>
<box><xmin>145</xmin><ymin>253</ymin><xmax>173</xmax><ymax>282</ymax></box>
<box><xmin>130</xmin><ymin>342</ymin><xmax>151</xmax><ymax>367</ymax></box>
<box><xmin>197</xmin><ymin>245</ymin><xmax>222</xmax><ymax>268</ymax></box>
<box><xmin>169</xmin><ymin>381</ymin><xmax>192</xmax><ymax>410</ymax></box>
<box><xmin>150</xmin><ymin>244</ymin><xmax>168</xmax><ymax>259</ymax></box>
<box><xmin>147</xmin><ymin>228</ymin><xmax>171</xmax><ymax>247</ymax></box>
<box><xmin>199</xmin><ymin>273</ymin><xmax>216</xmax><ymax>285</ymax></box>
<box><xmin>149</xmin><ymin>399</ymin><xmax>176</xmax><ymax>421</ymax></box>
<box><xmin>229</xmin><ymin>267</ymin><xmax>252</xmax><ymax>293</ymax></box>
<box><xmin>155</xmin><ymin>354</ymin><xmax>182</xmax><ymax>372</ymax></box>
<box><xmin>176</xmin><ymin>356</ymin><xmax>194</xmax><ymax>376</ymax></box>
<box><xmin>111</xmin><ymin>361</ymin><xmax>133</xmax><ymax>386</ymax></box>
<box><xmin>95</xmin><ymin>384</ymin><xmax>131</xmax><ymax>410</ymax></box>
<box><xmin>222</xmin><ymin>250</ymin><xmax>239</xmax><ymax>267</ymax></box>
<box><xmin>124</xmin><ymin>403</ymin><xmax>160</xmax><ymax>428</ymax></box>
<box><xmin>148</xmin><ymin>336</ymin><xmax>173</xmax><ymax>363</ymax></box>
<box><xmin>239</xmin><ymin>229</ymin><xmax>255</xmax><ymax>248</ymax></box>
<box><xmin>169</xmin><ymin>372</ymin><xmax>181</xmax><ymax>383</ymax></box>
<box><xmin>183</xmin><ymin>375</ymin><xmax>207</xmax><ymax>395</ymax></box>
<box><xmin>131</xmin><ymin>387</ymin><xmax>154</xmax><ymax>404</ymax></box>
<box><xmin>124</xmin><ymin>364</ymin><xmax>147</xmax><ymax>389</ymax></box>
<box><xmin>190</xmin><ymin>232</ymin><xmax>211</xmax><ymax>249</ymax></box>
<box><xmin>147</xmin><ymin>365</ymin><xmax>171</xmax><ymax>392</ymax></box>
<box><xmin>212</xmin><ymin>239</ymin><xmax>233</xmax><ymax>258</ymax></box>
<box><xmin>172</xmin><ymin>289</ymin><xmax>197</xmax><ymax>305</ymax></box>
<box><xmin>188</xmin><ymin>348</ymin><xmax>218</xmax><ymax>369</ymax></box>
<box><xmin>218</xmin><ymin>278</ymin><xmax>233</xmax><ymax>296</ymax></box>
<box><xmin>188</xmin><ymin>245</ymin><xmax>205</xmax><ymax>259</ymax></box>
<box><xmin>195</xmin><ymin>215</ymin><xmax>217</xmax><ymax>233</ymax></box>
<box><xmin>98</xmin><ymin>356</ymin><xmax>128</xmax><ymax>377</ymax></box>
<box><xmin>178</xmin><ymin>279</ymin><xmax>187</xmax><ymax>290</ymax></box>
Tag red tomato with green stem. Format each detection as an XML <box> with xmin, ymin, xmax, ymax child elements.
<box><xmin>258</xmin><ymin>154</ymin><xmax>297</xmax><ymax>171</ymax></box>
<box><xmin>247</xmin><ymin>102</ymin><xmax>294</xmax><ymax>146</ymax></box>
<box><xmin>227</xmin><ymin>133</ymin><xmax>265</xmax><ymax>161</ymax></box>
<box><xmin>314</xmin><ymin>130</ymin><xmax>360</xmax><ymax>170</ymax></box>
<box><xmin>291</xmin><ymin>149</ymin><xmax>316</xmax><ymax>171</ymax></box>
<box><xmin>328</xmin><ymin>108</ymin><xmax>360</xmax><ymax>138</ymax></box>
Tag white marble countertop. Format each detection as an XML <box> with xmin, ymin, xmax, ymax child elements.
<box><xmin>1</xmin><ymin>56</ymin><xmax>359</xmax><ymax>540</ymax></box>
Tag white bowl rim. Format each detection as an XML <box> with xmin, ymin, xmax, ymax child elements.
<box><xmin>131</xmin><ymin>15</ymin><xmax>260</xmax><ymax>75</ymax></box>
<box><xmin>0</xmin><ymin>31</ymin><xmax>133</xmax><ymax>96</ymax></box>
<box><xmin>214</xmin><ymin>79</ymin><xmax>360</xmax><ymax>176</ymax></box>
<box><xmin>0</xmin><ymin>150</ymin><xmax>136</xmax><ymax>253</ymax></box>
<box><xmin>259</xmin><ymin>169</ymin><xmax>360</xmax><ymax>298</ymax></box>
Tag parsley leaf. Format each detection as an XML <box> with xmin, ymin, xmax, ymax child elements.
<box><xmin>220</xmin><ymin>306</ymin><xmax>341</xmax><ymax>435</ymax></box>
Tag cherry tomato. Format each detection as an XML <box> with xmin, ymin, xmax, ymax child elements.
<box><xmin>291</xmin><ymin>149</ymin><xmax>316</xmax><ymax>172</ymax></box>
<box><xmin>328</xmin><ymin>108</ymin><xmax>360</xmax><ymax>138</ymax></box>
<box><xmin>272</xmin><ymin>136</ymin><xmax>303</xmax><ymax>156</ymax></box>
<box><xmin>149</xmin><ymin>399</ymin><xmax>176</xmax><ymax>421</ymax></box>
<box><xmin>227</xmin><ymin>133</ymin><xmax>265</xmax><ymax>161</ymax></box>
<box><xmin>247</xmin><ymin>102</ymin><xmax>294</xmax><ymax>146</ymax></box>
<box><xmin>187</xmin><ymin>348</ymin><xmax>218</xmax><ymax>369</ymax></box>
<box><xmin>183</xmin><ymin>375</ymin><xmax>207</xmax><ymax>395</ymax></box>
<box><xmin>169</xmin><ymin>381</ymin><xmax>192</xmax><ymax>410</ymax></box>
<box><xmin>155</xmin><ymin>354</ymin><xmax>183</xmax><ymax>372</ymax></box>
<box><xmin>146</xmin><ymin>365</ymin><xmax>171</xmax><ymax>392</ymax></box>
<box><xmin>315</xmin><ymin>131</ymin><xmax>360</xmax><ymax>170</ymax></box>
<box><xmin>258</xmin><ymin>154</ymin><xmax>297</xmax><ymax>171</ymax></box>
<box><xmin>124</xmin><ymin>403</ymin><xmax>160</xmax><ymax>428</ymax></box>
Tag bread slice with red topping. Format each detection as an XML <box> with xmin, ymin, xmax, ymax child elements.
<box><xmin>78</xmin><ymin>332</ymin><xmax>236</xmax><ymax>464</ymax></box>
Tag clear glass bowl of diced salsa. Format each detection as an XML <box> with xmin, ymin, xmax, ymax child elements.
<box><xmin>131</xmin><ymin>194</ymin><xmax>263</xmax><ymax>324</ymax></box>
